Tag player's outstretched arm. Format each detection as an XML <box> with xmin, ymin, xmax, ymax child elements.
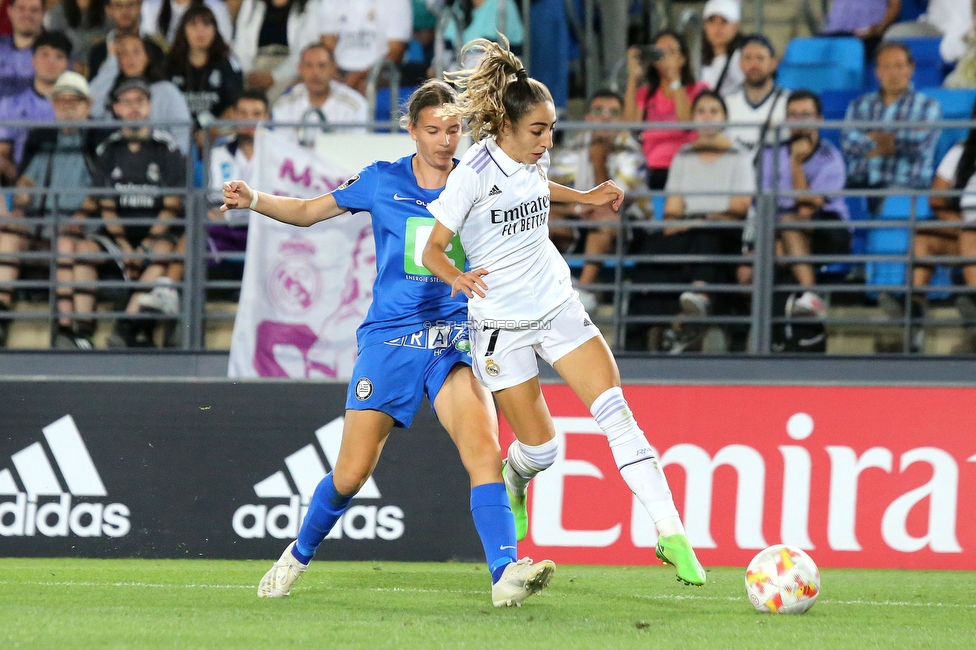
<box><xmin>422</xmin><ymin>221</ymin><xmax>488</xmax><ymax>299</ymax></box>
<box><xmin>221</xmin><ymin>180</ymin><xmax>347</xmax><ymax>227</ymax></box>
<box><xmin>549</xmin><ymin>179</ymin><xmax>625</xmax><ymax>212</ymax></box>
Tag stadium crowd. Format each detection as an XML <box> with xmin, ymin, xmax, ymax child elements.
<box><xmin>1</xmin><ymin>0</ymin><xmax>976</xmax><ymax>353</ymax></box>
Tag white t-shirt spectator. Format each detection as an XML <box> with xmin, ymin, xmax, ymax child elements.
<box><xmin>666</xmin><ymin>143</ymin><xmax>756</xmax><ymax>215</ymax></box>
<box><xmin>724</xmin><ymin>85</ymin><xmax>789</xmax><ymax>150</ymax></box>
<box><xmin>700</xmin><ymin>49</ymin><xmax>744</xmax><ymax>98</ymax></box>
<box><xmin>936</xmin><ymin>143</ymin><xmax>976</xmax><ymax>223</ymax></box>
<box><xmin>141</xmin><ymin>0</ymin><xmax>234</xmax><ymax>45</ymax></box>
<box><xmin>233</xmin><ymin>0</ymin><xmax>323</xmax><ymax>83</ymax></box>
<box><xmin>319</xmin><ymin>0</ymin><xmax>412</xmax><ymax>72</ymax></box>
<box><xmin>209</xmin><ymin>138</ymin><xmax>255</xmax><ymax>226</ymax></box>
<box><xmin>271</xmin><ymin>80</ymin><xmax>369</xmax><ymax>143</ymax></box>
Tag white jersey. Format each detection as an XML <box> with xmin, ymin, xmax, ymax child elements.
<box><xmin>319</xmin><ymin>0</ymin><xmax>412</xmax><ymax>72</ymax></box>
<box><xmin>209</xmin><ymin>138</ymin><xmax>254</xmax><ymax>226</ymax></box>
<box><xmin>725</xmin><ymin>85</ymin><xmax>789</xmax><ymax>150</ymax></box>
<box><xmin>427</xmin><ymin>138</ymin><xmax>573</xmax><ymax>325</ymax></box>
<box><xmin>271</xmin><ymin>81</ymin><xmax>369</xmax><ymax>144</ymax></box>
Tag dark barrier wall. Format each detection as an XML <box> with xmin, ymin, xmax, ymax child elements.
<box><xmin>0</xmin><ymin>380</ymin><xmax>484</xmax><ymax>561</ymax></box>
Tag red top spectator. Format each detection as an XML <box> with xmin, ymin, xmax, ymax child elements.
<box><xmin>624</xmin><ymin>30</ymin><xmax>707</xmax><ymax>189</ymax></box>
<box><xmin>0</xmin><ymin>0</ymin><xmax>12</xmax><ymax>36</ymax></box>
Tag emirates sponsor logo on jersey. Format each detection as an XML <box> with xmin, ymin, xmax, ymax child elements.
<box><xmin>490</xmin><ymin>196</ymin><xmax>550</xmax><ymax>237</ymax></box>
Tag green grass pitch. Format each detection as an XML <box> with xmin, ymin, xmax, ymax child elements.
<box><xmin>0</xmin><ymin>559</ymin><xmax>973</xmax><ymax>649</ymax></box>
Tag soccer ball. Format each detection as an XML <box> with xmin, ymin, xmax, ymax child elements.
<box><xmin>744</xmin><ymin>545</ymin><xmax>820</xmax><ymax>614</ymax></box>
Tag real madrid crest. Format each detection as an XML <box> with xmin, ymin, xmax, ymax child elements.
<box><xmin>485</xmin><ymin>358</ymin><xmax>500</xmax><ymax>377</ymax></box>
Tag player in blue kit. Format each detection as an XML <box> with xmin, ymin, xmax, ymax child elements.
<box><xmin>221</xmin><ymin>79</ymin><xmax>554</xmax><ymax>607</ymax></box>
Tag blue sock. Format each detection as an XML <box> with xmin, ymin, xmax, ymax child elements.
<box><xmin>470</xmin><ymin>482</ymin><xmax>517</xmax><ymax>584</ymax></box>
<box><xmin>292</xmin><ymin>473</ymin><xmax>353</xmax><ymax>564</ymax></box>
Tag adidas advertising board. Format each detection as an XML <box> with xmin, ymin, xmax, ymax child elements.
<box><xmin>0</xmin><ymin>415</ymin><xmax>130</xmax><ymax>538</ymax></box>
<box><xmin>0</xmin><ymin>380</ymin><xmax>481</xmax><ymax>560</ymax></box>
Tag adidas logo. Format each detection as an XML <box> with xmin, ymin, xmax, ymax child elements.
<box><xmin>582</xmin><ymin>318</ymin><xmax>593</xmax><ymax>327</ymax></box>
<box><xmin>0</xmin><ymin>415</ymin><xmax>130</xmax><ymax>538</ymax></box>
<box><xmin>232</xmin><ymin>417</ymin><xmax>404</xmax><ymax>541</ymax></box>
<box><xmin>488</xmin><ymin>184</ymin><xmax>502</xmax><ymax>196</ymax></box>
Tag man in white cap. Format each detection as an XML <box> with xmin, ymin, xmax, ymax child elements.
<box><xmin>701</xmin><ymin>0</ymin><xmax>745</xmax><ymax>98</ymax></box>
<box><xmin>1</xmin><ymin>70</ymin><xmax>99</xmax><ymax>348</ymax></box>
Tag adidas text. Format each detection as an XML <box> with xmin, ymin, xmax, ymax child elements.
<box><xmin>0</xmin><ymin>415</ymin><xmax>131</xmax><ymax>538</ymax></box>
<box><xmin>232</xmin><ymin>417</ymin><xmax>405</xmax><ymax>541</ymax></box>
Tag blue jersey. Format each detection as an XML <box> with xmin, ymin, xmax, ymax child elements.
<box><xmin>0</xmin><ymin>38</ymin><xmax>35</xmax><ymax>100</ymax></box>
<box><xmin>331</xmin><ymin>154</ymin><xmax>468</xmax><ymax>349</ymax></box>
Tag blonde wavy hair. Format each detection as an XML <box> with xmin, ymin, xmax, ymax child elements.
<box><xmin>441</xmin><ymin>36</ymin><xmax>553</xmax><ymax>142</ymax></box>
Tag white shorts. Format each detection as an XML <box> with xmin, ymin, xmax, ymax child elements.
<box><xmin>470</xmin><ymin>295</ymin><xmax>601</xmax><ymax>391</ymax></box>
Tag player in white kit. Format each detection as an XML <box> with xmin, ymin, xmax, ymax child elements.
<box><xmin>423</xmin><ymin>38</ymin><xmax>706</xmax><ymax>586</ymax></box>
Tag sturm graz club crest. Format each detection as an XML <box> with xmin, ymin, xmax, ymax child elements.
<box><xmin>355</xmin><ymin>377</ymin><xmax>373</xmax><ymax>400</ymax></box>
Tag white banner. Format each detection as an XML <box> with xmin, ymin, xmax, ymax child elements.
<box><xmin>228</xmin><ymin>128</ymin><xmax>375</xmax><ymax>379</ymax></box>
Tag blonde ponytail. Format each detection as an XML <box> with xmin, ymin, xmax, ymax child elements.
<box><xmin>441</xmin><ymin>36</ymin><xmax>552</xmax><ymax>142</ymax></box>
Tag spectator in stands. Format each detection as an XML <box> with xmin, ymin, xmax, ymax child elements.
<box><xmin>44</xmin><ymin>0</ymin><xmax>110</xmax><ymax>74</ymax></box>
<box><xmin>724</xmin><ymin>34</ymin><xmax>789</xmax><ymax>152</ymax></box>
<box><xmin>759</xmin><ymin>89</ymin><xmax>850</xmax><ymax>319</ymax></box>
<box><xmin>923</xmin><ymin>0</ymin><xmax>973</xmax><ymax>66</ymax></box>
<box><xmin>700</xmin><ymin>0</ymin><xmax>745</xmax><ymax>98</ymax></box>
<box><xmin>842</xmin><ymin>41</ymin><xmax>942</xmax><ymax>214</ymax></box>
<box><xmin>0</xmin><ymin>30</ymin><xmax>71</xmax><ymax>186</ymax></box>
<box><xmin>0</xmin><ymin>0</ymin><xmax>12</xmax><ymax>37</ymax></box>
<box><xmin>88</xmin><ymin>0</ymin><xmax>166</xmax><ymax>81</ymax></box>
<box><xmin>548</xmin><ymin>90</ymin><xmax>649</xmax><ymax>311</ymax></box>
<box><xmin>0</xmin><ymin>0</ymin><xmax>46</xmax><ymax>100</ymax></box>
<box><xmin>822</xmin><ymin>0</ymin><xmax>899</xmax><ymax>62</ymax></box>
<box><xmin>3</xmin><ymin>72</ymin><xmax>99</xmax><ymax>348</ymax></box>
<box><xmin>319</xmin><ymin>0</ymin><xmax>411</xmax><ymax>95</ymax></box>
<box><xmin>624</xmin><ymin>30</ymin><xmax>708</xmax><ymax>190</ymax></box>
<box><xmin>165</xmin><ymin>4</ymin><xmax>243</xmax><ymax>131</ymax></box>
<box><xmin>75</xmin><ymin>78</ymin><xmax>185</xmax><ymax>348</ymax></box>
<box><xmin>232</xmin><ymin>0</ymin><xmax>321</xmax><ymax>105</ymax></box>
<box><xmin>444</xmin><ymin>0</ymin><xmax>524</xmax><ymax>56</ymax></box>
<box><xmin>89</xmin><ymin>33</ymin><xmax>192</xmax><ymax>153</ymax></box>
<box><xmin>272</xmin><ymin>43</ymin><xmax>368</xmax><ymax>145</ymax></box>
<box><xmin>205</xmin><ymin>89</ymin><xmax>268</xmax><ymax>277</ymax></box>
<box><xmin>627</xmin><ymin>90</ymin><xmax>755</xmax><ymax>352</ymax></box>
<box><xmin>141</xmin><ymin>0</ymin><xmax>232</xmax><ymax>45</ymax></box>
<box><xmin>912</xmin><ymin>105</ymin><xmax>976</xmax><ymax>352</ymax></box>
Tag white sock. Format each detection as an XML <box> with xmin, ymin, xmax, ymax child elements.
<box><xmin>590</xmin><ymin>387</ymin><xmax>684</xmax><ymax>534</ymax></box>
<box><xmin>504</xmin><ymin>438</ymin><xmax>558</xmax><ymax>494</ymax></box>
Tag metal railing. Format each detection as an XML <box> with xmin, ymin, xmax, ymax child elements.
<box><xmin>3</xmin><ymin>116</ymin><xmax>976</xmax><ymax>356</ymax></box>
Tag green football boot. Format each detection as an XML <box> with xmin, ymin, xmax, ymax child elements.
<box><xmin>502</xmin><ymin>460</ymin><xmax>528</xmax><ymax>542</ymax></box>
<box><xmin>655</xmin><ymin>534</ymin><xmax>706</xmax><ymax>586</ymax></box>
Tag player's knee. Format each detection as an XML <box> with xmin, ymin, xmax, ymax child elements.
<box><xmin>332</xmin><ymin>467</ymin><xmax>371</xmax><ymax>496</ymax></box>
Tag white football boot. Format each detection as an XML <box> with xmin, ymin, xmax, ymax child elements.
<box><xmin>257</xmin><ymin>541</ymin><xmax>308</xmax><ymax>598</ymax></box>
<box><xmin>491</xmin><ymin>558</ymin><xmax>556</xmax><ymax>607</ymax></box>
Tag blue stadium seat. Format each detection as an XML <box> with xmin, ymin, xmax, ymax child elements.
<box><xmin>846</xmin><ymin>195</ymin><xmax>870</xmax><ymax>257</ymax></box>
<box><xmin>652</xmin><ymin>195</ymin><xmax>665</xmax><ymax>221</ymax></box>
<box><xmin>529</xmin><ymin>0</ymin><xmax>570</xmax><ymax>108</ymax></box>
<box><xmin>820</xmin><ymin>89</ymin><xmax>862</xmax><ymax>120</ymax></box>
<box><xmin>777</xmin><ymin>38</ymin><xmax>864</xmax><ymax>93</ymax></box>
<box><xmin>919</xmin><ymin>87</ymin><xmax>976</xmax><ymax>163</ymax></box>
<box><xmin>373</xmin><ymin>85</ymin><xmax>420</xmax><ymax>124</ymax></box>
<box><xmin>899</xmin><ymin>37</ymin><xmax>944</xmax><ymax>87</ymax></box>
<box><xmin>866</xmin><ymin>195</ymin><xmax>933</xmax><ymax>288</ymax></box>
<box><xmin>900</xmin><ymin>0</ymin><xmax>928</xmax><ymax>22</ymax></box>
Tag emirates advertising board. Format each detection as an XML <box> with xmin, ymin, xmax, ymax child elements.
<box><xmin>505</xmin><ymin>385</ymin><xmax>976</xmax><ymax>570</ymax></box>
<box><xmin>1</xmin><ymin>380</ymin><xmax>974</xmax><ymax>569</ymax></box>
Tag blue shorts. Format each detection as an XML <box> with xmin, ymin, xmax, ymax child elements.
<box><xmin>345</xmin><ymin>324</ymin><xmax>472</xmax><ymax>428</ymax></box>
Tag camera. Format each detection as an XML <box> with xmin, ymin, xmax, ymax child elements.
<box><xmin>636</xmin><ymin>45</ymin><xmax>664</xmax><ymax>64</ymax></box>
